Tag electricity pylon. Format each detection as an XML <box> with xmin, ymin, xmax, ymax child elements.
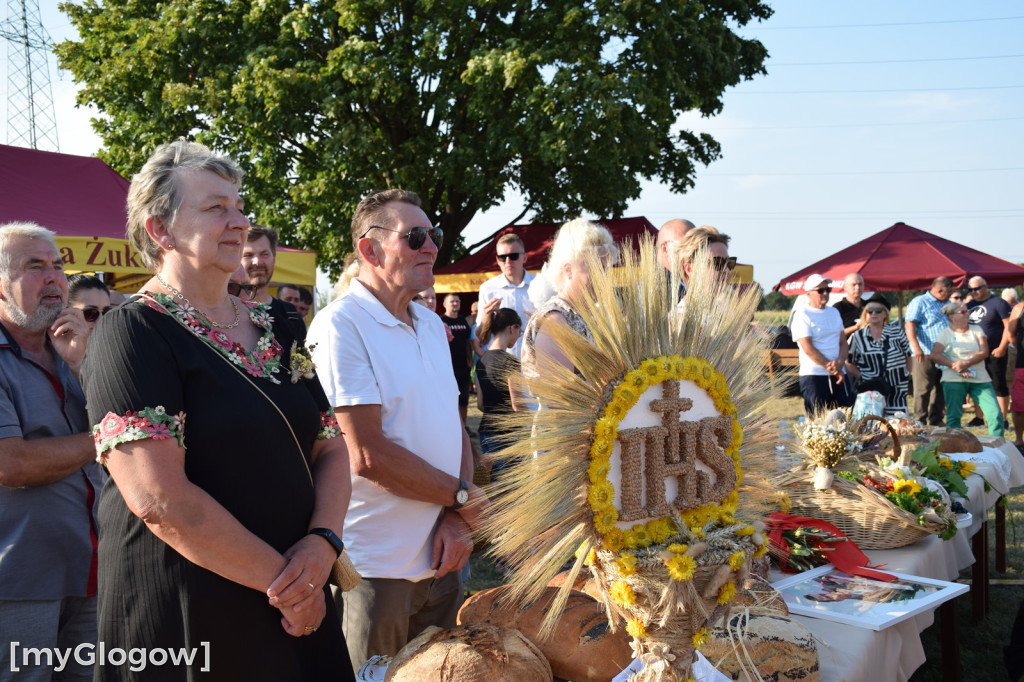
<box><xmin>1</xmin><ymin>0</ymin><xmax>59</xmax><ymax>150</ymax></box>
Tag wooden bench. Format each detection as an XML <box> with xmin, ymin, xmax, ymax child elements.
<box><xmin>764</xmin><ymin>348</ymin><xmax>801</xmax><ymax>384</ymax></box>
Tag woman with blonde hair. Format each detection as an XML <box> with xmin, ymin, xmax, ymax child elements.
<box><xmin>672</xmin><ymin>225</ymin><xmax>735</xmax><ymax>295</ymax></box>
<box><xmin>521</xmin><ymin>218</ymin><xmax>619</xmax><ymax>376</ymax></box>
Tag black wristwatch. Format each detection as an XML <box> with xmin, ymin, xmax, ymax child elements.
<box><xmin>308</xmin><ymin>527</ymin><xmax>345</xmax><ymax>557</ymax></box>
<box><xmin>451</xmin><ymin>478</ymin><xmax>470</xmax><ymax>510</ymax></box>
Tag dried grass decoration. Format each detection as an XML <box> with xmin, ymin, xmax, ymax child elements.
<box><xmin>483</xmin><ymin>237</ymin><xmax>783</xmax><ymax>682</ymax></box>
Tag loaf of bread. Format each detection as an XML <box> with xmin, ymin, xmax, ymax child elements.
<box><xmin>384</xmin><ymin>623</ymin><xmax>552</xmax><ymax>682</ymax></box>
<box><xmin>547</xmin><ymin>569</ymin><xmax>591</xmax><ymax>592</ymax></box>
<box><xmin>702</xmin><ymin>612</ymin><xmax>819</xmax><ymax>681</ymax></box>
<box><xmin>931</xmin><ymin>428</ymin><xmax>983</xmax><ymax>454</ymax></box>
<box><xmin>458</xmin><ymin>586</ymin><xmax>632</xmax><ymax>682</ymax></box>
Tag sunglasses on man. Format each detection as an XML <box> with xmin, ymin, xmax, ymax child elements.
<box><xmin>227</xmin><ymin>282</ymin><xmax>259</xmax><ymax>299</ymax></box>
<box><xmin>496</xmin><ymin>252</ymin><xmax>523</xmax><ymax>262</ymax></box>
<box><xmin>360</xmin><ymin>225</ymin><xmax>444</xmax><ymax>250</ymax></box>
<box><xmin>79</xmin><ymin>305</ymin><xmax>113</xmax><ymax>323</ymax></box>
<box><xmin>966</xmin><ymin>286</ymin><xmax>984</xmax><ymax>292</ymax></box>
<box><xmin>712</xmin><ymin>256</ymin><xmax>738</xmax><ymax>272</ymax></box>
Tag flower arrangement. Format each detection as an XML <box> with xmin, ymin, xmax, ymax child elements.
<box><xmin>796</xmin><ymin>412</ymin><xmax>863</xmax><ymax>469</ymax></box>
<box><xmin>837</xmin><ymin>469</ymin><xmax>958</xmax><ymax>540</ymax></box>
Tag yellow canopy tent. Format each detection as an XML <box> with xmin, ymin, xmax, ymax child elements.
<box><xmin>59</xmin><ymin>236</ymin><xmax>317</xmax><ymax>293</ymax></box>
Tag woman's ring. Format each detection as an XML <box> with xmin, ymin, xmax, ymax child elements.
<box><xmin>308</xmin><ymin>582</ymin><xmax>315</xmax><ymax>591</ymax></box>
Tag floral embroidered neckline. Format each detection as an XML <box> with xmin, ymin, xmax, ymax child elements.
<box><xmin>141</xmin><ymin>291</ymin><xmax>284</xmax><ymax>383</ymax></box>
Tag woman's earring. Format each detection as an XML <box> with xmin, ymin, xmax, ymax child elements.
<box><xmin>166</xmin><ymin>242</ymin><xmax>175</xmax><ymax>250</ymax></box>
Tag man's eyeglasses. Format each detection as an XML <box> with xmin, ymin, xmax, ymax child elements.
<box><xmin>360</xmin><ymin>225</ymin><xmax>443</xmax><ymax>250</ymax></box>
<box><xmin>967</xmin><ymin>286</ymin><xmax>984</xmax><ymax>292</ymax></box>
<box><xmin>496</xmin><ymin>252</ymin><xmax>523</xmax><ymax>262</ymax></box>
<box><xmin>712</xmin><ymin>256</ymin><xmax>738</xmax><ymax>272</ymax></box>
<box><xmin>813</xmin><ymin>287</ymin><xmax>831</xmax><ymax>296</ymax></box>
<box><xmin>866</xmin><ymin>308</ymin><xmax>886</xmax><ymax>314</ymax></box>
<box><xmin>80</xmin><ymin>305</ymin><xmax>113</xmax><ymax>323</ymax></box>
<box><xmin>228</xmin><ymin>282</ymin><xmax>258</xmax><ymax>299</ymax></box>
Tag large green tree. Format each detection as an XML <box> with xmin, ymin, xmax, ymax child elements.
<box><xmin>57</xmin><ymin>0</ymin><xmax>771</xmax><ymax>276</ymax></box>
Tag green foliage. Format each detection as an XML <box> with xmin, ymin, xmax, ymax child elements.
<box><xmin>911</xmin><ymin>442</ymin><xmax>969</xmax><ymax>497</ymax></box>
<box><xmin>55</xmin><ymin>0</ymin><xmax>772</xmax><ymax>278</ymax></box>
<box><xmin>759</xmin><ymin>289</ymin><xmax>794</xmax><ymax>312</ymax></box>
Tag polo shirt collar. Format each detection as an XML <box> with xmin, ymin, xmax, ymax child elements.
<box><xmin>348</xmin><ymin>279</ymin><xmax>425</xmax><ymax>328</ymax></box>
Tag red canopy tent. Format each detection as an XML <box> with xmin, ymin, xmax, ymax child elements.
<box><xmin>433</xmin><ymin>217</ymin><xmax>659</xmax><ymax>293</ymax></box>
<box><xmin>0</xmin><ymin>143</ymin><xmax>316</xmax><ymax>288</ymax></box>
<box><xmin>774</xmin><ymin>222</ymin><xmax>1024</xmax><ymax>295</ymax></box>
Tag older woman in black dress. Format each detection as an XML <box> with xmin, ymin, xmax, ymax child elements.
<box><xmin>81</xmin><ymin>141</ymin><xmax>353</xmax><ymax>680</ymax></box>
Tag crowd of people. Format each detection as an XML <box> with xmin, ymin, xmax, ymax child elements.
<box><xmin>1</xmin><ymin>137</ymin><xmax>1022</xmax><ymax>680</ymax></box>
<box><xmin>785</xmin><ymin>270</ymin><xmax>1018</xmax><ymax>441</ymax></box>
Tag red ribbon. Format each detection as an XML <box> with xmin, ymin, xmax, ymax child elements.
<box><xmin>765</xmin><ymin>511</ymin><xmax>896</xmax><ymax>582</ymax></box>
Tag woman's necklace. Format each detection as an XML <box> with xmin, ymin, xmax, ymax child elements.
<box><xmin>155</xmin><ymin>273</ymin><xmax>241</xmax><ymax>330</ymax></box>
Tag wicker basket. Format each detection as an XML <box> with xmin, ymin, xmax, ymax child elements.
<box><xmin>775</xmin><ymin>415</ymin><xmax>946</xmax><ymax>550</ymax></box>
<box><xmin>853</xmin><ymin>415</ymin><xmax>905</xmax><ymax>465</ymax></box>
<box><xmin>773</xmin><ymin>467</ymin><xmax>941</xmax><ymax>549</ymax></box>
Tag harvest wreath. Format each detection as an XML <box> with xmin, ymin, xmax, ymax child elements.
<box><xmin>482</xmin><ymin>238</ymin><xmax>782</xmax><ymax>681</ymax></box>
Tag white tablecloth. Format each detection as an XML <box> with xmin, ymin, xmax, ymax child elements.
<box><xmin>776</xmin><ymin>439</ymin><xmax>1023</xmax><ymax>681</ymax></box>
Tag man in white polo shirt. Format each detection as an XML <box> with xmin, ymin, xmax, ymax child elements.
<box><xmin>478</xmin><ymin>232</ymin><xmax>535</xmax><ymax>357</ymax></box>
<box><xmin>308</xmin><ymin>189</ymin><xmax>488</xmax><ymax>673</ymax></box>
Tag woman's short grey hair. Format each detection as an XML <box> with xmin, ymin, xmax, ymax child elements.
<box><xmin>545</xmin><ymin>218</ymin><xmax>619</xmax><ymax>292</ymax></box>
<box><xmin>0</xmin><ymin>222</ymin><xmax>58</xmax><ymax>281</ymax></box>
<box><xmin>941</xmin><ymin>301</ymin><xmax>966</xmax><ymax>316</ymax></box>
<box><xmin>126</xmin><ymin>140</ymin><xmax>244</xmax><ymax>271</ymax></box>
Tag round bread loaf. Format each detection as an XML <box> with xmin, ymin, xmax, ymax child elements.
<box><xmin>703</xmin><ymin>612</ymin><xmax>819</xmax><ymax>681</ymax></box>
<box><xmin>384</xmin><ymin>623</ymin><xmax>552</xmax><ymax>682</ymax></box>
<box><xmin>931</xmin><ymin>428</ymin><xmax>984</xmax><ymax>454</ymax></box>
<box><xmin>458</xmin><ymin>586</ymin><xmax>632</xmax><ymax>682</ymax></box>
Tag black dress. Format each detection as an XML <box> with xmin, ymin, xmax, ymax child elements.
<box><xmin>81</xmin><ymin>294</ymin><xmax>353</xmax><ymax>681</ymax></box>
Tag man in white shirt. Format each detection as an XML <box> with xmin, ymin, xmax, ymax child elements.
<box><xmin>478</xmin><ymin>233</ymin><xmax>535</xmax><ymax>357</ymax></box>
<box><xmin>308</xmin><ymin>189</ymin><xmax>487</xmax><ymax>673</ymax></box>
<box><xmin>791</xmin><ymin>274</ymin><xmax>855</xmax><ymax>414</ymax></box>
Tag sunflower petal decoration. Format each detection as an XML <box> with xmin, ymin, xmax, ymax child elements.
<box><xmin>482</xmin><ymin>236</ymin><xmax>784</xmax><ymax>681</ymax></box>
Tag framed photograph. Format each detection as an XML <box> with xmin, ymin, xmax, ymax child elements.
<box><xmin>771</xmin><ymin>564</ymin><xmax>968</xmax><ymax>631</ymax></box>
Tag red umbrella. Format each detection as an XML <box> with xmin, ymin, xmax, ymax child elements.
<box><xmin>774</xmin><ymin>222</ymin><xmax>1024</xmax><ymax>294</ymax></box>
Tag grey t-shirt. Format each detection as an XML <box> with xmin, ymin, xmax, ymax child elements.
<box><xmin>0</xmin><ymin>323</ymin><xmax>104</xmax><ymax>600</ymax></box>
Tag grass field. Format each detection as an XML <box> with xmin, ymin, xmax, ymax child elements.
<box><xmin>466</xmin><ymin>397</ymin><xmax>1024</xmax><ymax>680</ymax></box>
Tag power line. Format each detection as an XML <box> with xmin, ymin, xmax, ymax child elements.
<box><xmin>770</xmin><ymin>53</ymin><xmax>1024</xmax><ymax>66</ymax></box>
<box><xmin>734</xmin><ymin>85</ymin><xmax>1024</xmax><ymax>95</ymax></box>
<box><xmin>745</xmin><ymin>16</ymin><xmax>1024</xmax><ymax>30</ymax></box>
<box><xmin>704</xmin><ymin>168</ymin><xmax>1024</xmax><ymax>177</ymax></box>
<box><xmin>695</xmin><ymin>116</ymin><xmax>1024</xmax><ymax>132</ymax></box>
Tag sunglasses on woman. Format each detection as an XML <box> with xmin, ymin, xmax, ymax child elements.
<box><xmin>80</xmin><ymin>305</ymin><xmax>113</xmax><ymax>323</ymax></box>
<box><xmin>712</xmin><ymin>256</ymin><xmax>738</xmax><ymax>272</ymax></box>
<box><xmin>361</xmin><ymin>225</ymin><xmax>444</xmax><ymax>250</ymax></box>
<box><xmin>866</xmin><ymin>307</ymin><xmax>886</xmax><ymax>315</ymax></box>
<box><xmin>227</xmin><ymin>282</ymin><xmax>259</xmax><ymax>299</ymax></box>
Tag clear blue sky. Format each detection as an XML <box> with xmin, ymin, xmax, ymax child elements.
<box><xmin>18</xmin><ymin>0</ymin><xmax>1024</xmax><ymax>293</ymax></box>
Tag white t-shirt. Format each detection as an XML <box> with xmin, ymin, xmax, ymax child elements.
<box><xmin>308</xmin><ymin>279</ymin><xmax>462</xmax><ymax>581</ymax></box>
<box><xmin>478</xmin><ymin>271</ymin><xmax>537</xmax><ymax>358</ymax></box>
<box><xmin>791</xmin><ymin>306</ymin><xmax>845</xmax><ymax>376</ymax></box>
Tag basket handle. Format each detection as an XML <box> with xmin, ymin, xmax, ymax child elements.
<box><xmin>854</xmin><ymin>415</ymin><xmax>903</xmax><ymax>464</ymax></box>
